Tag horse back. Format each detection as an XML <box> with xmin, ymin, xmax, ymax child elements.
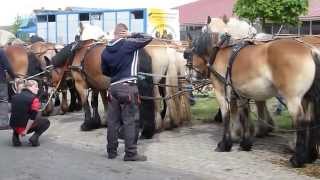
<box><xmin>4</xmin><ymin>45</ymin><xmax>28</xmax><ymax>77</ymax></box>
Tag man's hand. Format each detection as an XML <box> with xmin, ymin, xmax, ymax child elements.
<box><xmin>21</xmin><ymin>130</ymin><xmax>27</xmax><ymax>136</ymax></box>
<box><xmin>119</xmin><ymin>30</ymin><xmax>131</xmax><ymax>38</ymax></box>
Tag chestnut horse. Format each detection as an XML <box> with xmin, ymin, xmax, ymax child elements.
<box><xmin>51</xmin><ymin>38</ymin><xmax>191</xmax><ymax>139</ymax></box>
<box><xmin>4</xmin><ymin>42</ymin><xmax>63</xmax><ymax>115</ymax></box>
<box><xmin>191</xmin><ymin>17</ymin><xmax>320</xmax><ymax>168</ymax></box>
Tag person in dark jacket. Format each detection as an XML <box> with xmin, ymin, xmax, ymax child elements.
<box><xmin>0</xmin><ymin>48</ymin><xmax>17</xmax><ymax>129</ymax></box>
<box><xmin>101</xmin><ymin>23</ymin><xmax>152</xmax><ymax>161</ymax></box>
<box><xmin>10</xmin><ymin>80</ymin><xmax>50</xmax><ymax>147</ymax></box>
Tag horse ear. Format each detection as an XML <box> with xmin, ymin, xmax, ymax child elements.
<box><xmin>207</xmin><ymin>16</ymin><xmax>211</xmax><ymax>25</ymax></box>
<box><xmin>79</xmin><ymin>22</ymin><xmax>84</xmax><ymax>34</ymax></box>
<box><xmin>222</xmin><ymin>14</ymin><xmax>229</xmax><ymax>24</ymax></box>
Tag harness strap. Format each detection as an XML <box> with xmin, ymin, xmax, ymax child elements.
<box><xmin>224</xmin><ymin>41</ymin><xmax>251</xmax><ymax>101</ymax></box>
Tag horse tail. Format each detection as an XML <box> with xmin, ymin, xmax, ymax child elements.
<box><xmin>165</xmin><ymin>59</ymin><xmax>180</xmax><ymax>129</ymax></box>
<box><xmin>137</xmin><ymin>49</ymin><xmax>155</xmax><ymax>139</ymax></box>
<box><xmin>304</xmin><ymin>48</ymin><xmax>320</xmax><ymax>161</ymax></box>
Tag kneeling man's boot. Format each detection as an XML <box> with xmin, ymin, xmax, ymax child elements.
<box><xmin>29</xmin><ymin>133</ymin><xmax>40</xmax><ymax>147</ymax></box>
<box><xmin>12</xmin><ymin>131</ymin><xmax>21</xmax><ymax>147</ymax></box>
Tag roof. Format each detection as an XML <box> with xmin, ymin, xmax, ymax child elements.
<box><xmin>300</xmin><ymin>0</ymin><xmax>320</xmax><ymax>20</ymax></box>
<box><xmin>177</xmin><ymin>0</ymin><xmax>320</xmax><ymax>25</ymax></box>
<box><xmin>33</xmin><ymin>7</ymin><xmax>147</xmax><ymax>15</ymax></box>
<box><xmin>176</xmin><ymin>0</ymin><xmax>235</xmax><ymax>25</ymax></box>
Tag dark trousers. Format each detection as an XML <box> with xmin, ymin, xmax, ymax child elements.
<box><xmin>0</xmin><ymin>82</ymin><xmax>9</xmax><ymax>127</ymax></box>
<box><xmin>27</xmin><ymin>117</ymin><xmax>50</xmax><ymax>135</ymax></box>
<box><xmin>106</xmin><ymin>83</ymin><xmax>140</xmax><ymax>156</ymax></box>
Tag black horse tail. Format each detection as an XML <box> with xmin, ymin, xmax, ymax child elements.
<box><xmin>303</xmin><ymin>48</ymin><xmax>320</xmax><ymax>163</ymax></box>
<box><xmin>137</xmin><ymin>49</ymin><xmax>155</xmax><ymax>139</ymax></box>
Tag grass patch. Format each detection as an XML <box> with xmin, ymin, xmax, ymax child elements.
<box><xmin>273</xmin><ymin>110</ymin><xmax>292</xmax><ymax>130</ymax></box>
<box><xmin>191</xmin><ymin>95</ymin><xmax>293</xmax><ymax>130</ymax></box>
<box><xmin>191</xmin><ymin>94</ymin><xmax>219</xmax><ymax>124</ymax></box>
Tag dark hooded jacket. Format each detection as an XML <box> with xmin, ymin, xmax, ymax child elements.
<box><xmin>101</xmin><ymin>33</ymin><xmax>152</xmax><ymax>84</ymax></box>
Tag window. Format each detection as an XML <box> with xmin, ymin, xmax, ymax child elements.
<box><xmin>37</xmin><ymin>15</ymin><xmax>47</xmax><ymax>22</ymax></box>
<box><xmin>91</xmin><ymin>13</ymin><xmax>102</xmax><ymax>20</ymax></box>
<box><xmin>312</xmin><ymin>20</ymin><xmax>320</xmax><ymax>35</ymax></box>
<box><xmin>79</xmin><ymin>13</ymin><xmax>89</xmax><ymax>21</ymax></box>
<box><xmin>300</xmin><ymin>21</ymin><xmax>310</xmax><ymax>35</ymax></box>
<box><xmin>131</xmin><ymin>10</ymin><xmax>143</xmax><ymax>19</ymax></box>
<box><xmin>48</xmin><ymin>15</ymin><xmax>56</xmax><ymax>22</ymax></box>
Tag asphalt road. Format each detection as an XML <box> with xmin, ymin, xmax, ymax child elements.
<box><xmin>0</xmin><ymin>130</ymin><xmax>210</xmax><ymax>180</ymax></box>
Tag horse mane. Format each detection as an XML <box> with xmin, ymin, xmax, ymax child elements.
<box><xmin>193</xmin><ymin>31</ymin><xmax>213</xmax><ymax>56</ymax></box>
<box><xmin>51</xmin><ymin>43</ymin><xmax>73</xmax><ymax>67</ymax></box>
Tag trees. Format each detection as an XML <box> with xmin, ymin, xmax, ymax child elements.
<box><xmin>10</xmin><ymin>15</ymin><xmax>22</xmax><ymax>36</ymax></box>
<box><xmin>234</xmin><ymin>0</ymin><xmax>308</xmax><ymax>27</ymax></box>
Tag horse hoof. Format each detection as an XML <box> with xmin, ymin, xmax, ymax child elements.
<box><xmin>215</xmin><ymin>141</ymin><xmax>232</xmax><ymax>152</ymax></box>
<box><xmin>290</xmin><ymin>156</ymin><xmax>305</xmax><ymax>168</ymax></box>
<box><xmin>239</xmin><ymin>139</ymin><xmax>252</xmax><ymax>151</ymax></box>
<box><xmin>80</xmin><ymin>123</ymin><xmax>92</xmax><ymax>131</ymax></box>
<box><xmin>140</xmin><ymin>130</ymin><xmax>155</xmax><ymax>139</ymax></box>
<box><xmin>80</xmin><ymin>122</ymin><xmax>99</xmax><ymax>131</ymax></box>
<box><xmin>306</xmin><ymin>148</ymin><xmax>318</xmax><ymax>164</ymax></box>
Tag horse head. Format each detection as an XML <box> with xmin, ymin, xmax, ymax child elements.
<box><xmin>79</xmin><ymin>22</ymin><xmax>108</xmax><ymax>41</ymax></box>
<box><xmin>28</xmin><ymin>42</ymin><xmax>62</xmax><ymax>71</ymax></box>
<box><xmin>189</xmin><ymin>16</ymin><xmax>226</xmax><ymax>78</ymax></box>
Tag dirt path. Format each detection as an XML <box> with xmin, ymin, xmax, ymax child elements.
<box><xmin>46</xmin><ymin>111</ymin><xmax>320</xmax><ymax>180</ymax></box>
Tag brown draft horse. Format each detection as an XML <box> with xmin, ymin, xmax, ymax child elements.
<box><xmin>213</xmin><ymin>35</ymin><xmax>320</xmax><ymax>141</ymax></box>
<box><xmin>191</xmin><ymin>17</ymin><xmax>320</xmax><ymax>168</ymax></box>
<box><xmin>51</xmin><ymin>40</ymin><xmax>147</xmax><ymax>133</ymax></box>
<box><xmin>4</xmin><ymin>42</ymin><xmax>62</xmax><ymax>115</ymax></box>
<box><xmin>51</xmin><ymin>38</ymin><xmax>191</xmax><ymax>139</ymax></box>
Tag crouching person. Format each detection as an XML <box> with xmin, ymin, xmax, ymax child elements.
<box><xmin>9</xmin><ymin>80</ymin><xmax>50</xmax><ymax>147</ymax></box>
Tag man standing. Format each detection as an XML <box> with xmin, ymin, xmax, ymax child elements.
<box><xmin>0</xmin><ymin>48</ymin><xmax>16</xmax><ymax>129</ymax></box>
<box><xmin>101</xmin><ymin>23</ymin><xmax>152</xmax><ymax>161</ymax></box>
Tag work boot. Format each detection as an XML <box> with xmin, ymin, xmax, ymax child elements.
<box><xmin>12</xmin><ymin>131</ymin><xmax>21</xmax><ymax>147</ymax></box>
<box><xmin>29</xmin><ymin>133</ymin><xmax>40</xmax><ymax>147</ymax></box>
<box><xmin>123</xmin><ymin>154</ymin><xmax>147</xmax><ymax>161</ymax></box>
<box><xmin>108</xmin><ymin>153</ymin><xmax>118</xmax><ymax>159</ymax></box>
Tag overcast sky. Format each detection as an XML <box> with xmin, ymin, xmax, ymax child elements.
<box><xmin>0</xmin><ymin>0</ymin><xmax>196</xmax><ymax>26</ymax></box>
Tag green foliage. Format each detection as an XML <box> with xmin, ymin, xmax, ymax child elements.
<box><xmin>234</xmin><ymin>0</ymin><xmax>308</xmax><ymax>25</ymax></box>
<box><xmin>191</xmin><ymin>96</ymin><xmax>292</xmax><ymax>130</ymax></box>
<box><xmin>191</xmin><ymin>95</ymin><xmax>219</xmax><ymax>123</ymax></box>
<box><xmin>10</xmin><ymin>15</ymin><xmax>23</xmax><ymax>35</ymax></box>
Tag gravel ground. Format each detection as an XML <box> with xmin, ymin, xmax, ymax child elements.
<box><xmin>45</xmin><ymin>111</ymin><xmax>319</xmax><ymax>180</ymax></box>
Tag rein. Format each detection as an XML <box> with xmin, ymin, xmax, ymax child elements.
<box><xmin>39</xmin><ymin>72</ymin><xmax>63</xmax><ymax>112</ymax></box>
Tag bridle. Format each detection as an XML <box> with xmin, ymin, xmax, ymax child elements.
<box><xmin>187</xmin><ymin>29</ymin><xmax>231</xmax><ymax>80</ymax></box>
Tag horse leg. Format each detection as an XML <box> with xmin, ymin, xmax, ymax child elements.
<box><xmin>68</xmin><ymin>79</ymin><xmax>82</xmax><ymax>112</ymax></box>
<box><xmin>215</xmin><ymin>90</ymin><xmax>233</xmax><ymax>152</ymax></box>
<box><xmin>139</xmin><ymin>84</ymin><xmax>156</xmax><ymax>139</ymax></box>
<box><xmin>255</xmin><ymin>100</ymin><xmax>274</xmax><ymax>137</ymax></box>
<box><xmin>54</xmin><ymin>94</ymin><xmax>60</xmax><ymax>106</ymax></box>
<box><xmin>100</xmin><ymin>90</ymin><xmax>108</xmax><ymax>127</ymax></box>
<box><xmin>60</xmin><ymin>90</ymin><xmax>69</xmax><ymax>114</ymax></box>
<box><xmin>74</xmin><ymin>79</ymin><xmax>92</xmax><ymax>131</ymax></box>
<box><xmin>301</xmin><ymin>98</ymin><xmax>320</xmax><ymax>164</ymax></box>
<box><xmin>230</xmin><ymin>104</ymin><xmax>243</xmax><ymax>142</ymax></box>
<box><xmin>90</xmin><ymin>90</ymin><xmax>101</xmax><ymax>129</ymax></box>
<box><xmin>213</xmin><ymin>108</ymin><xmax>223</xmax><ymax>123</ymax></box>
<box><xmin>238</xmin><ymin>99</ymin><xmax>253</xmax><ymax>151</ymax></box>
<box><xmin>154</xmin><ymin>86</ymin><xmax>164</xmax><ymax>131</ymax></box>
<box><xmin>287</xmin><ymin>97</ymin><xmax>308</xmax><ymax>168</ymax></box>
